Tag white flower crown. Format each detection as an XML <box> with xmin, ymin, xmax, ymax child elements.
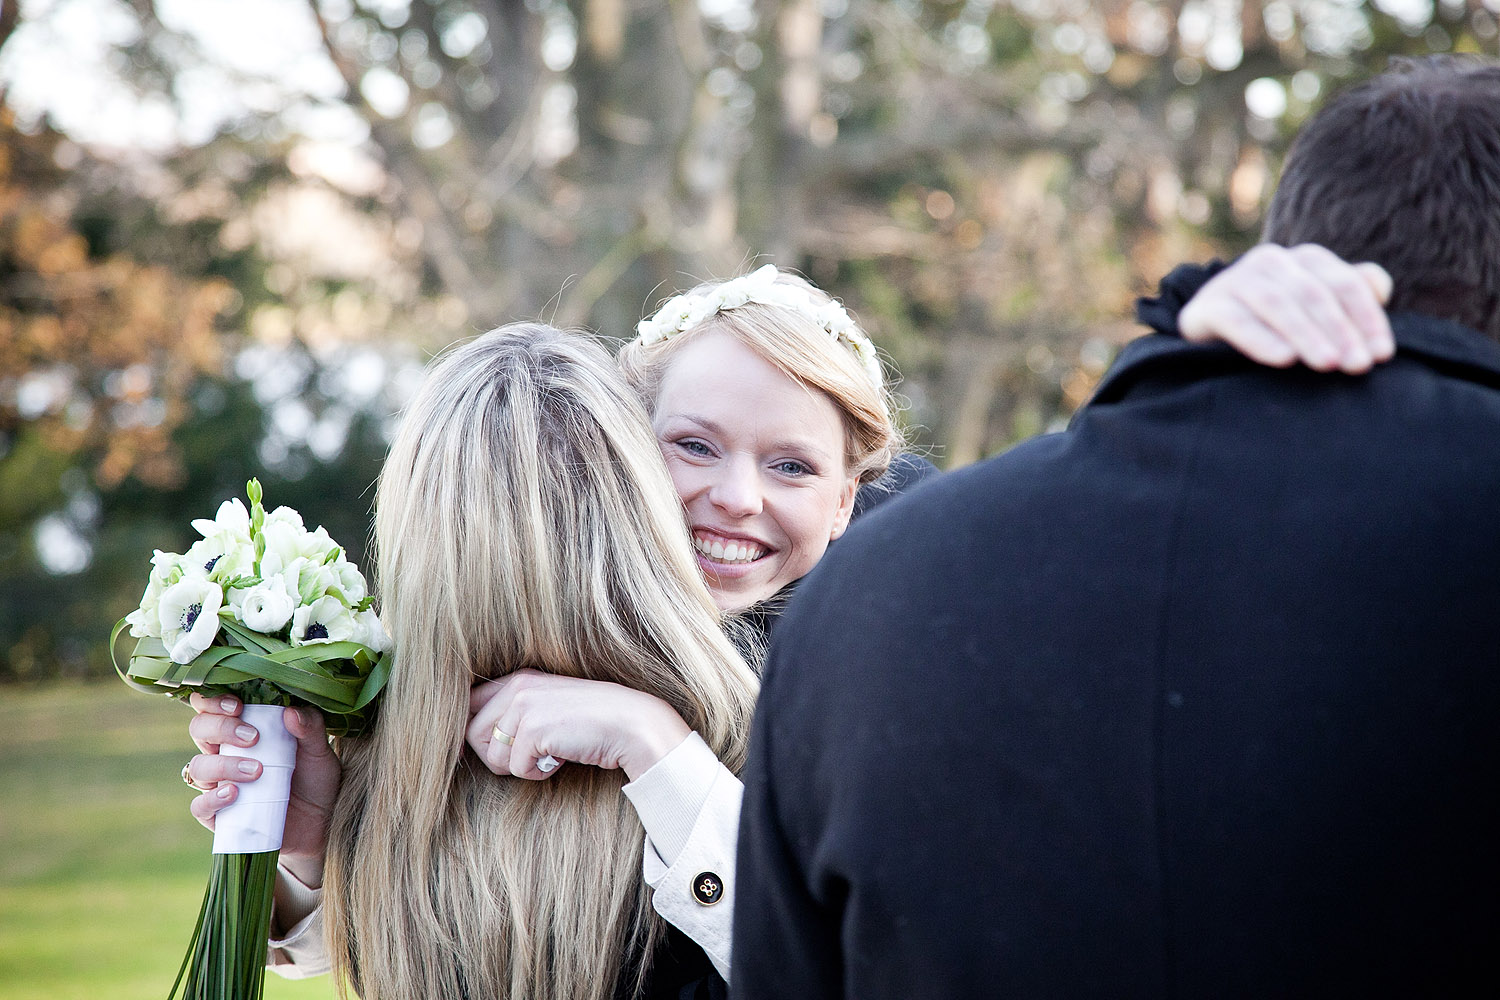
<box><xmin>633</xmin><ymin>264</ymin><xmax>885</xmax><ymax>390</ymax></box>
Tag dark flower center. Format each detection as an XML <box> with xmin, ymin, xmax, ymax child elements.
<box><xmin>182</xmin><ymin>603</ymin><xmax>203</xmax><ymax>631</ymax></box>
<box><xmin>204</xmin><ymin>555</ymin><xmax>222</xmax><ymax>572</ymax></box>
<box><xmin>305</xmin><ymin>622</ymin><xmax>329</xmax><ymax>641</ymax></box>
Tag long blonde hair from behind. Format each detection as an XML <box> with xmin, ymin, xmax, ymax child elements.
<box><xmin>325</xmin><ymin>323</ymin><xmax>760</xmax><ymax>1000</ymax></box>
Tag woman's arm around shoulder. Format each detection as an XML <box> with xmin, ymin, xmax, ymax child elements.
<box><xmin>1176</xmin><ymin>243</ymin><xmax>1395</xmax><ymax>373</ymax></box>
<box><xmin>466</xmin><ymin>672</ymin><xmax>742</xmax><ymax>980</ymax></box>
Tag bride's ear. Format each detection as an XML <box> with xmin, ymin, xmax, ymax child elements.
<box><xmin>828</xmin><ymin>475</ymin><xmax>859</xmax><ymax>541</ymax></box>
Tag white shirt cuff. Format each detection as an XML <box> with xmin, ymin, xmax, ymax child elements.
<box><xmin>267</xmin><ymin>863</ymin><xmax>330</xmax><ymax>978</ymax></box>
<box><xmin>622</xmin><ymin>731</ymin><xmax>720</xmax><ymax>867</ymax></box>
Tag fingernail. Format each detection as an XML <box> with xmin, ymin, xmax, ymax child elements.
<box><xmin>216</xmin><ymin>785</ymin><xmax>233</xmax><ymax>799</ymax></box>
<box><xmin>235</xmin><ymin>724</ymin><xmax>256</xmax><ymax>742</ymax></box>
<box><xmin>221</xmin><ymin>698</ymin><xmax>237</xmax><ymax>713</ymax></box>
<box><xmin>236</xmin><ymin>760</ymin><xmax>258</xmax><ymax>777</ymax></box>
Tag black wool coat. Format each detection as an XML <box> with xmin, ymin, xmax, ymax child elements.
<box><xmin>731</xmin><ymin>268</ymin><xmax>1500</xmax><ymax>999</ymax></box>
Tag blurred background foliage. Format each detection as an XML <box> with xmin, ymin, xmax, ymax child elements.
<box><xmin>1</xmin><ymin>0</ymin><xmax>1495</xmax><ymax>682</ymax></box>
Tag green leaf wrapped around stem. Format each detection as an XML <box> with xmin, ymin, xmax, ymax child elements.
<box><xmin>109</xmin><ymin>616</ymin><xmax>390</xmax><ymax>737</ymax></box>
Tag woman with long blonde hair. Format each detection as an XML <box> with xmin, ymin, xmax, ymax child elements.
<box><xmin>203</xmin><ymin>323</ymin><xmax>757</xmax><ymax>999</ymax></box>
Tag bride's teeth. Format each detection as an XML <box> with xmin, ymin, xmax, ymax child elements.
<box><xmin>693</xmin><ymin>533</ymin><xmax>763</xmax><ymax>563</ymax></box>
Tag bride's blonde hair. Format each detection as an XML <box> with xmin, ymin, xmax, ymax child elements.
<box><xmin>325</xmin><ymin>323</ymin><xmax>759</xmax><ymax>1000</ymax></box>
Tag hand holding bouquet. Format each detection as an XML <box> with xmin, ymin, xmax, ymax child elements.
<box><xmin>112</xmin><ymin>479</ymin><xmax>390</xmax><ymax>1000</ymax></box>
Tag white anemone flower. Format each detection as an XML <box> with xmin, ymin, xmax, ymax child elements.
<box><xmin>258</xmin><ymin>522</ymin><xmax>303</xmax><ymax>578</ymax></box>
<box><xmin>231</xmin><ymin>574</ymin><xmax>298</xmax><ymax>633</ymax></box>
<box><xmin>351</xmin><ymin>608</ymin><xmax>390</xmax><ymax>653</ymax></box>
<box><xmin>291</xmin><ymin>596</ymin><xmax>356</xmax><ymax>646</ymax></box>
<box><xmin>124</xmin><ymin>603</ymin><xmax>161</xmax><ymax>639</ymax></box>
<box><xmin>185</xmin><ymin>535</ymin><xmax>256</xmax><ymax>583</ymax></box>
<box><xmin>260</xmin><ymin>521</ymin><xmax>341</xmax><ymax>578</ymax></box>
<box><xmin>126</xmin><ymin>549</ymin><xmax>185</xmax><ymax>638</ymax></box>
<box><xmin>158</xmin><ymin>577</ymin><xmax>224</xmax><ymax>663</ymax></box>
<box><xmin>289</xmin><ymin>554</ymin><xmax>369</xmax><ymax>606</ymax></box>
<box><xmin>190</xmin><ymin>498</ymin><xmax>252</xmax><ymax>543</ymax></box>
<box><xmin>279</xmin><ymin>556</ymin><xmax>315</xmax><ymax>599</ymax></box>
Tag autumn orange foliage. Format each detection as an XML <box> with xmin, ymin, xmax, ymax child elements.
<box><xmin>0</xmin><ymin>111</ymin><xmax>233</xmax><ymax>487</ymax></box>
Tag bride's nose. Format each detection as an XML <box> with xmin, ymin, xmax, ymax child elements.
<box><xmin>707</xmin><ymin>457</ymin><xmax>764</xmax><ymax>518</ymax></box>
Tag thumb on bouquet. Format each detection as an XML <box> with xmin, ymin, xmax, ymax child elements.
<box><xmin>283</xmin><ymin>703</ymin><xmax>334</xmax><ymax>763</ymax></box>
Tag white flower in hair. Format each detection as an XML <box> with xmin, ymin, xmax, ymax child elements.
<box><xmin>634</xmin><ymin>264</ymin><xmax>885</xmax><ymax>389</ymax></box>
<box><xmin>844</xmin><ymin>333</ymin><xmax>882</xmax><ymax>387</ymax></box>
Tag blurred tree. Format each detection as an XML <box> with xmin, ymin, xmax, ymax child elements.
<box><xmin>0</xmin><ymin>0</ymin><xmax>1495</xmax><ymax>680</ymax></box>
<box><xmin>282</xmin><ymin>0</ymin><xmax>1496</xmax><ymax>457</ymax></box>
<box><xmin>0</xmin><ymin>110</ymin><xmax>233</xmax><ymax>490</ymax></box>
<box><xmin>0</xmin><ymin>50</ymin><xmax>416</xmax><ymax>680</ymax></box>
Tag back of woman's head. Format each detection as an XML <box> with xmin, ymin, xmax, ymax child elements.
<box><xmin>618</xmin><ymin>266</ymin><xmax>904</xmax><ymax>485</ymax></box>
<box><xmin>326</xmin><ymin>323</ymin><xmax>758</xmax><ymax>1000</ymax></box>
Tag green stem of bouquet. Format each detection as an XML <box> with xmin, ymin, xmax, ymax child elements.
<box><xmin>168</xmin><ymin>850</ymin><xmax>279</xmax><ymax>1000</ymax></box>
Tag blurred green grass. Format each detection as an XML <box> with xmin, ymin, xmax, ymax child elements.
<box><xmin>0</xmin><ymin>683</ymin><xmax>336</xmax><ymax>1000</ymax></box>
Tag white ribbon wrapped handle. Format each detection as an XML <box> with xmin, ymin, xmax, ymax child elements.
<box><xmin>213</xmin><ymin>704</ymin><xmax>297</xmax><ymax>854</ymax></box>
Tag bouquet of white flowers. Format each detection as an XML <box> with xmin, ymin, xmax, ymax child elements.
<box><xmin>111</xmin><ymin>479</ymin><xmax>390</xmax><ymax>1000</ymax></box>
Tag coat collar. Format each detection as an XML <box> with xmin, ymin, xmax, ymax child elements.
<box><xmin>1087</xmin><ymin>312</ymin><xmax>1500</xmax><ymax>409</ymax></box>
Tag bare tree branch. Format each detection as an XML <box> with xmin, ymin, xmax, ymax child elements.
<box><xmin>306</xmin><ymin>0</ymin><xmax>495</xmax><ymax>313</ymax></box>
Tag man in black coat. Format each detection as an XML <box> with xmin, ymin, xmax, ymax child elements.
<box><xmin>732</xmin><ymin>57</ymin><xmax>1500</xmax><ymax>998</ymax></box>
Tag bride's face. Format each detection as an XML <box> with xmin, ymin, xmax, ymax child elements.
<box><xmin>652</xmin><ymin>330</ymin><xmax>859</xmax><ymax>612</ymax></box>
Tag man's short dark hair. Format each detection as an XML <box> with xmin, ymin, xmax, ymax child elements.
<box><xmin>1264</xmin><ymin>56</ymin><xmax>1500</xmax><ymax>342</ymax></box>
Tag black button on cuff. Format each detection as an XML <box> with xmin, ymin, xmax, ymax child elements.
<box><xmin>692</xmin><ymin>871</ymin><xmax>724</xmax><ymax>906</ymax></box>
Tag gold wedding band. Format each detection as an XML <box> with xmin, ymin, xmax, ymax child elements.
<box><xmin>492</xmin><ymin>724</ymin><xmax>515</xmax><ymax>747</ymax></box>
<box><xmin>181</xmin><ymin>762</ymin><xmax>207</xmax><ymax>791</ymax></box>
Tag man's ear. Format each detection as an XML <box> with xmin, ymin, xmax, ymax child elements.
<box><xmin>828</xmin><ymin>475</ymin><xmax>859</xmax><ymax>541</ymax></box>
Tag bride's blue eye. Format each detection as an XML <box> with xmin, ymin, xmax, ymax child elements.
<box><xmin>678</xmin><ymin>439</ymin><xmax>713</xmax><ymax>457</ymax></box>
<box><xmin>774</xmin><ymin>460</ymin><xmax>811</xmax><ymax>477</ymax></box>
